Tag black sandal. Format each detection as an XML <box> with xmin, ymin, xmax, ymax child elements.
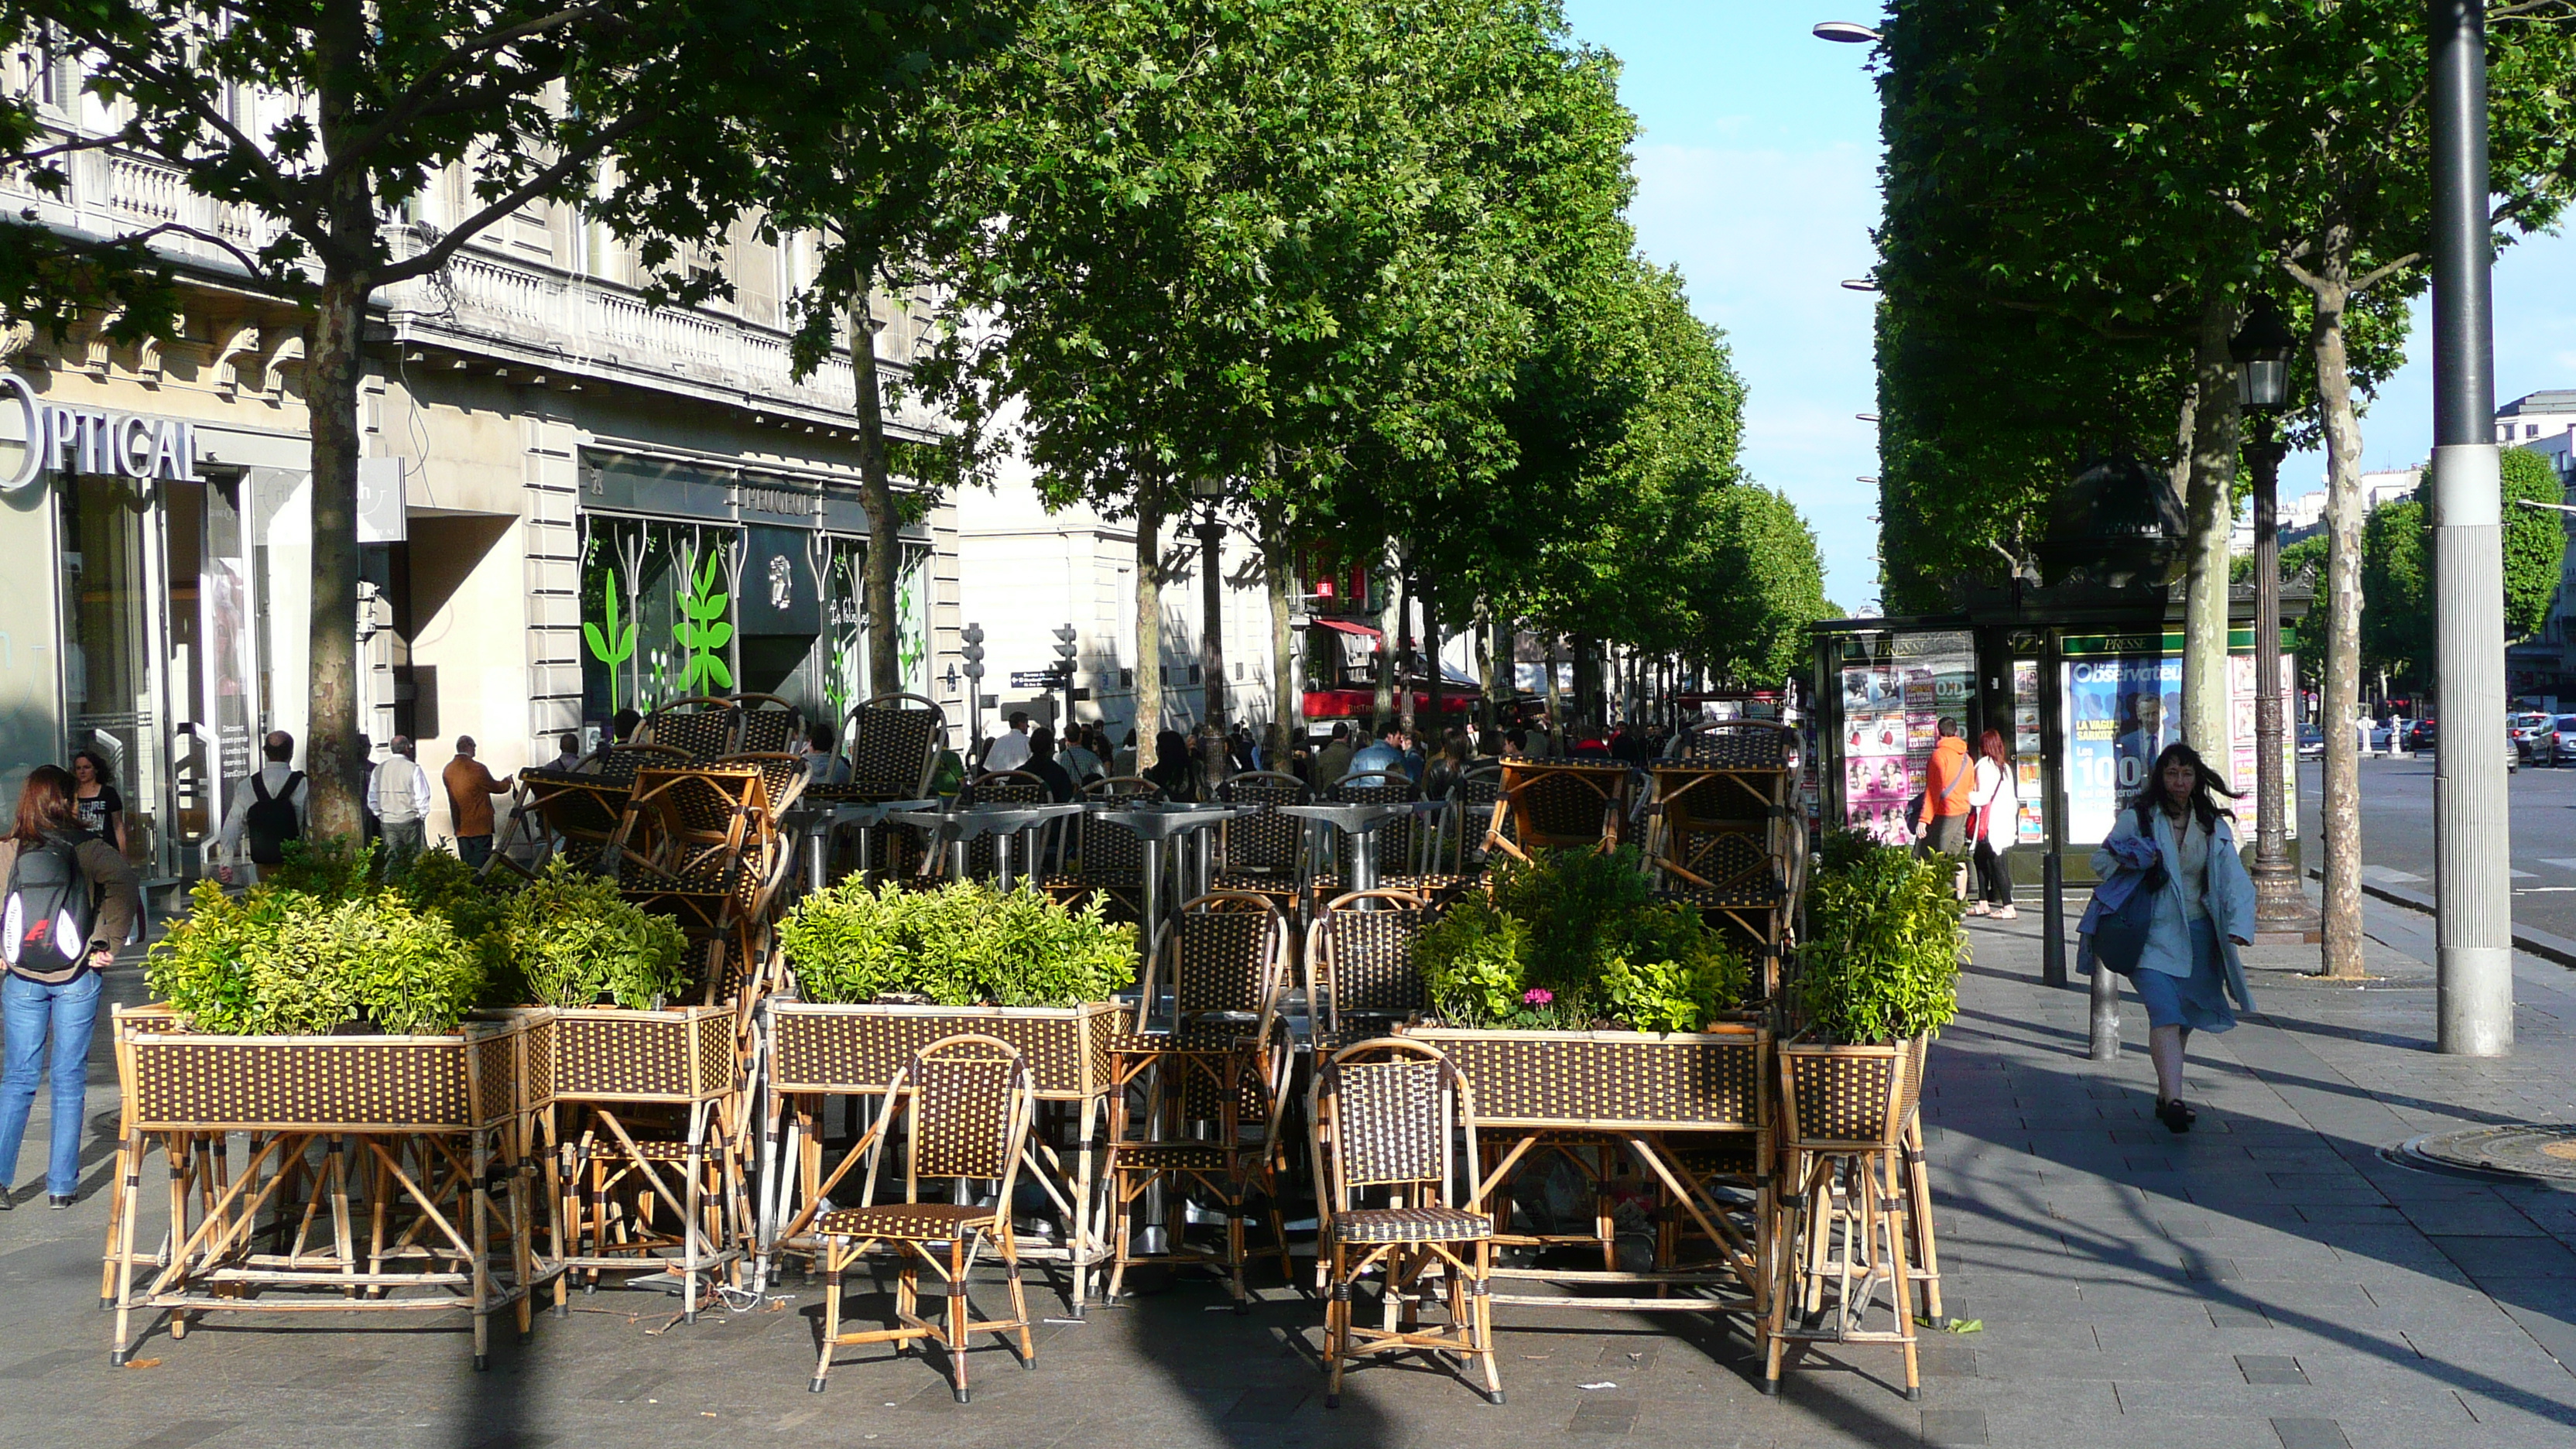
<box><xmin>2156</xmin><ymin>1098</ymin><xmax>2196</xmax><ymax>1134</ymax></box>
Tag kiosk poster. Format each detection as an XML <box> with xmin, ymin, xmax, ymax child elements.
<box><xmin>2065</xmin><ymin>655</ymin><xmax>2181</xmax><ymax>843</ymax></box>
<box><xmin>1841</xmin><ymin>666</ymin><xmax>1910</xmax><ymax>844</ymax></box>
<box><xmin>2012</xmin><ymin>659</ymin><xmax>2045</xmax><ymax>844</ymax></box>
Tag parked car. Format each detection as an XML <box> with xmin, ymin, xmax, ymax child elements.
<box><xmin>2297</xmin><ymin>723</ymin><xmax>2325</xmax><ymax>760</ymax></box>
<box><xmin>2552</xmin><ymin>715</ymin><xmax>2576</xmax><ymax>766</ymax></box>
<box><xmin>2510</xmin><ymin>711</ymin><xmax>2553</xmax><ymax>762</ymax></box>
<box><xmin>2406</xmin><ymin>718</ymin><xmax>2436</xmax><ymax>752</ymax></box>
<box><xmin>2367</xmin><ymin>722</ymin><xmax>2393</xmax><ymax>754</ymax></box>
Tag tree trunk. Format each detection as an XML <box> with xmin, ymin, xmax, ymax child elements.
<box><xmin>1486</xmin><ymin>609</ymin><xmax>1512</xmax><ymax>726</ymax></box>
<box><xmin>1197</xmin><ymin>511</ymin><xmax>1228</xmax><ymax>789</ymax></box>
<box><xmin>303</xmin><ymin>271</ymin><xmax>369</xmax><ymax>841</ymax></box>
<box><xmin>1396</xmin><ymin>565</ymin><xmax>1417</xmax><ymax>733</ymax></box>
<box><xmin>1136</xmin><ymin>491</ymin><xmax>1164</xmax><ymax>745</ymax></box>
<box><xmin>1423</xmin><ymin>574</ymin><xmax>1444</xmax><ymax>741</ymax></box>
<box><xmin>1572</xmin><ymin>632</ymin><xmax>1599</xmax><ymax>731</ymax></box>
<box><xmin>2182</xmin><ymin>294</ymin><xmax>2241</xmax><ymax>759</ymax></box>
<box><xmin>851</xmin><ymin>279</ymin><xmax>903</xmax><ymax>701</ymax></box>
<box><xmin>2304</xmin><ymin>231</ymin><xmax>2367</xmax><ymax>980</ymax></box>
<box><xmin>1266</xmin><ymin>530</ymin><xmax>1296</xmax><ymax>751</ymax></box>
<box><xmin>1372</xmin><ymin>544</ymin><xmax>1397</xmax><ymax>733</ymax></box>
<box><xmin>1543</xmin><ymin>633</ymin><xmax>1564</xmax><ymax>751</ymax></box>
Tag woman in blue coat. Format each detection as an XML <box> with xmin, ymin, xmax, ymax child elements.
<box><xmin>2090</xmin><ymin>743</ymin><xmax>2256</xmax><ymax>1133</ymax></box>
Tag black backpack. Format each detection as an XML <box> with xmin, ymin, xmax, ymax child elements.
<box><xmin>5</xmin><ymin>828</ymin><xmax>98</xmax><ymax>979</ymax></box>
<box><xmin>245</xmin><ymin>770</ymin><xmax>305</xmax><ymax>866</ymax></box>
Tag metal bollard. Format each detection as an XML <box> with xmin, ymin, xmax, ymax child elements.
<box><xmin>2041</xmin><ymin>849</ymin><xmax>2067</xmax><ymax>988</ymax></box>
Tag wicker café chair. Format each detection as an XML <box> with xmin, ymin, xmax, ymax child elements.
<box><xmin>1040</xmin><ymin>776</ymin><xmax>1164</xmax><ymax>921</ymax></box>
<box><xmin>809</xmin><ymin>1033</ymin><xmax>1040</xmax><ymax>1403</ymax></box>
<box><xmin>1765</xmin><ymin>1040</ymin><xmax>1920</xmax><ymax>1401</ymax></box>
<box><xmin>481</xmin><ymin>742</ymin><xmax>687</xmax><ymax>881</ymax></box>
<box><xmin>1307</xmin><ymin>1037</ymin><xmax>1500</xmax><ymax>1409</ymax></box>
<box><xmin>1213</xmin><ymin>769</ymin><xmax>1310</xmax><ymax>909</ymax></box>
<box><xmin>1327</xmin><ymin>772</ymin><xmax>1429</xmax><ymax>892</ymax></box>
<box><xmin>1105</xmin><ymin>892</ymin><xmax>1296</xmax><ymax>1303</ymax></box>
<box><xmin>1445</xmin><ymin>764</ymin><xmax>1507</xmax><ymax>875</ymax></box>
<box><xmin>958</xmin><ymin>770</ymin><xmax>1053</xmax><ymax>881</ymax></box>
<box><xmin>805</xmin><ymin>694</ymin><xmax>949</xmax><ymax>880</ymax></box>
<box><xmin>1486</xmin><ymin>759</ymin><xmax>1633</xmax><ymax>862</ymax></box>
<box><xmin>646</xmin><ymin>695</ymin><xmax>745</xmax><ymax>760</ymax></box>
<box><xmin>733</xmin><ymin>693</ymin><xmax>805</xmax><ymax>755</ymax></box>
<box><xmin>605</xmin><ymin>765</ymin><xmax>788</xmax><ymax>1004</ymax></box>
<box><xmin>1304</xmin><ymin>889</ymin><xmax>1436</xmax><ymax>1046</ymax></box>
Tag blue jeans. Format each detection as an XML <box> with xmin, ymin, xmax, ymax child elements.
<box><xmin>0</xmin><ymin>970</ymin><xmax>104</xmax><ymax>1197</ymax></box>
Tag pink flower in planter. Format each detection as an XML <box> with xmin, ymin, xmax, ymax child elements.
<box><xmin>1523</xmin><ymin>988</ymin><xmax>1553</xmax><ymax>1005</ymax></box>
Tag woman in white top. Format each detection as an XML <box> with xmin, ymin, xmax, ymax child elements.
<box><xmin>1965</xmin><ymin>728</ymin><xmax>2019</xmax><ymax>919</ymax></box>
<box><xmin>2088</xmin><ymin>742</ymin><xmax>2256</xmax><ymax>1134</ymax></box>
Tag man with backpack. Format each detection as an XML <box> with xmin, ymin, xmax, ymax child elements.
<box><xmin>215</xmin><ymin>731</ymin><xmax>307</xmax><ymax>886</ymax></box>
<box><xmin>1</xmin><ymin>764</ymin><xmax>138</xmax><ymax>1208</ymax></box>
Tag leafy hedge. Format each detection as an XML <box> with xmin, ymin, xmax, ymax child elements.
<box><xmin>1413</xmin><ymin>847</ymin><xmax>1748</xmax><ymax>1033</ymax></box>
<box><xmin>1793</xmin><ymin>831</ymin><xmax>1963</xmax><ymax>1043</ymax></box>
<box><xmin>780</xmin><ymin>879</ymin><xmax>1138</xmax><ymax>1008</ymax></box>
<box><xmin>490</xmin><ymin>861</ymin><xmax>691</xmax><ymax>1009</ymax></box>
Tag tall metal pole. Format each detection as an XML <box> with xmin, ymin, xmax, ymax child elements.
<box><xmin>2428</xmin><ymin>0</ymin><xmax>2512</xmax><ymax>1056</ymax></box>
<box><xmin>2249</xmin><ymin>420</ymin><xmax>2321</xmax><ymax>940</ymax></box>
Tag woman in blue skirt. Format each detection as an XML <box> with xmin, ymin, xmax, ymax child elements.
<box><xmin>2091</xmin><ymin>743</ymin><xmax>2256</xmax><ymax>1133</ymax></box>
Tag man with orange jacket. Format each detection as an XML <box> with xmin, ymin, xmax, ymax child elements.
<box><xmin>1915</xmin><ymin>718</ymin><xmax>1974</xmax><ymax>886</ymax></box>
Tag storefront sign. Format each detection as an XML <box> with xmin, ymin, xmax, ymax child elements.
<box><xmin>0</xmin><ymin>373</ymin><xmax>206</xmax><ymax>492</ymax></box>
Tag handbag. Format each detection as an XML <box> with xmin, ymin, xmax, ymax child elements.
<box><xmin>2089</xmin><ymin>861</ymin><xmax>2167</xmax><ymax>976</ymax></box>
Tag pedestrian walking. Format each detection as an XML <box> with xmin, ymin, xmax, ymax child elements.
<box><xmin>440</xmin><ymin>737</ymin><xmax>513</xmax><ymax>869</ymax></box>
<box><xmin>0</xmin><ymin>765</ymin><xmax>137</xmax><ymax>1208</ymax></box>
<box><xmin>1967</xmin><ymin>728</ymin><xmax>2019</xmax><ymax>919</ymax></box>
<box><xmin>370</xmin><ymin>735</ymin><xmax>433</xmax><ymax>869</ymax></box>
<box><xmin>68</xmin><ymin>750</ymin><xmax>127</xmax><ymax>857</ymax></box>
<box><xmin>214</xmin><ymin>731</ymin><xmax>307</xmax><ymax>885</ymax></box>
<box><xmin>1913</xmin><ymin>717</ymin><xmax>1974</xmax><ymax>896</ymax></box>
<box><xmin>2089</xmin><ymin>743</ymin><xmax>2256</xmax><ymax>1134</ymax></box>
<box><xmin>1025</xmin><ymin>728</ymin><xmax>1077</xmax><ymax>803</ymax></box>
<box><xmin>1314</xmin><ymin>722</ymin><xmax>1355</xmax><ymax>786</ymax></box>
<box><xmin>982</xmin><ymin>711</ymin><xmax>1033</xmax><ymax>775</ymax></box>
<box><xmin>1145</xmin><ymin>728</ymin><xmax>1197</xmax><ymax>802</ymax></box>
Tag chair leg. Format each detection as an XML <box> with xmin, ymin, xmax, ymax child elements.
<box><xmin>1904</xmin><ymin>1123</ymin><xmax>1944</xmax><ymax>1325</ymax></box>
<box><xmin>1324</xmin><ymin>1242</ymin><xmax>1349</xmax><ymax>1410</ymax></box>
<box><xmin>810</xmin><ymin>1238</ymin><xmax>842</xmax><ymax>1392</ymax></box>
<box><xmin>1879</xmin><ymin>1153</ymin><xmax>1921</xmax><ymax>1402</ymax></box>
<box><xmin>1473</xmin><ymin>1239</ymin><xmax>1502</xmax><ymax>1406</ymax></box>
<box><xmin>1001</xmin><ymin>1231</ymin><xmax>1036</xmax><ymax>1370</ymax></box>
<box><xmin>947</xmin><ymin>1237</ymin><xmax>971</xmax><ymax>1403</ymax></box>
<box><xmin>1105</xmin><ymin>1170</ymin><xmax>1136</xmax><ymax>1303</ymax></box>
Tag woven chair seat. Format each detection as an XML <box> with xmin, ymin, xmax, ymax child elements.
<box><xmin>814</xmin><ymin>1201</ymin><xmax>1005</xmax><ymax>1243</ymax></box>
<box><xmin>1043</xmin><ymin>869</ymin><xmax>1142</xmax><ymax>890</ymax></box>
<box><xmin>1672</xmin><ymin>1142</ymin><xmax>1759</xmax><ymax>1176</ymax></box>
<box><xmin>1107</xmin><ymin>1141</ymin><xmax>1240</xmax><ymax>1172</ymax></box>
<box><xmin>1328</xmin><ymin>1206</ymin><xmax>1492</xmax><ymax>1245</ymax></box>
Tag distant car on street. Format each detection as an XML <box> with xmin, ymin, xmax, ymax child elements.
<box><xmin>2297</xmin><ymin>723</ymin><xmax>2324</xmax><ymax>760</ymax></box>
<box><xmin>2551</xmin><ymin>714</ymin><xmax>2576</xmax><ymax>766</ymax></box>
<box><xmin>2510</xmin><ymin>711</ymin><xmax>2553</xmax><ymax>762</ymax></box>
<box><xmin>2406</xmin><ymin>718</ymin><xmax>2436</xmax><ymax>753</ymax></box>
<box><xmin>2367</xmin><ymin>722</ymin><xmax>2393</xmax><ymax>754</ymax></box>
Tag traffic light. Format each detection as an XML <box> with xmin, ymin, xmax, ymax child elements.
<box><xmin>1052</xmin><ymin>624</ymin><xmax>1077</xmax><ymax>678</ymax></box>
<box><xmin>961</xmin><ymin>622</ymin><xmax>986</xmax><ymax>680</ymax></box>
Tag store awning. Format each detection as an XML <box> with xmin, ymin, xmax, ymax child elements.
<box><xmin>1311</xmin><ymin>617</ymin><xmax>1382</xmax><ymax>641</ymax></box>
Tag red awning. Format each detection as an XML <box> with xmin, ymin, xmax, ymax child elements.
<box><xmin>1311</xmin><ymin>617</ymin><xmax>1382</xmax><ymax>641</ymax></box>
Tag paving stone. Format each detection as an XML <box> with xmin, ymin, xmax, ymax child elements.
<box><xmin>1919</xmin><ymin>1408</ymin><xmax>1987</xmax><ymax>1444</ymax></box>
<box><xmin>2269</xmin><ymin>1417</ymin><xmax>2351</xmax><ymax>1449</ymax></box>
<box><xmin>2237</xmin><ymin>1354</ymin><xmax>2308</xmax><ymax>1385</ymax></box>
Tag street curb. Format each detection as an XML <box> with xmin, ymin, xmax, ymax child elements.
<box><xmin>2307</xmin><ymin>866</ymin><xmax>2576</xmax><ymax>969</ymax></box>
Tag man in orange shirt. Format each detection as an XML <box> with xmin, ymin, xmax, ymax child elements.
<box><xmin>1915</xmin><ymin>718</ymin><xmax>1973</xmax><ymax>894</ymax></box>
<box><xmin>441</xmin><ymin>737</ymin><xmax>515</xmax><ymax>869</ymax></box>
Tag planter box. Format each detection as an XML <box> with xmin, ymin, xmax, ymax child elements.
<box><xmin>1399</xmin><ymin>1023</ymin><xmax>1766</xmax><ymax>1131</ymax></box>
<box><xmin>116</xmin><ymin>1005</ymin><xmax>527</xmax><ymax>1134</ymax></box>
<box><xmin>1776</xmin><ymin>1035</ymin><xmax>1917</xmax><ymax>1149</ymax></box>
<box><xmin>526</xmin><ymin>1004</ymin><xmax>740</xmax><ymax>1107</ymax></box>
<box><xmin>768</xmin><ymin>999</ymin><xmax>1122</xmax><ymax>1101</ymax></box>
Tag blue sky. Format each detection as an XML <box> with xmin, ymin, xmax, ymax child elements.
<box><xmin>1561</xmin><ymin>1</ymin><xmax>2576</xmax><ymax>614</ymax></box>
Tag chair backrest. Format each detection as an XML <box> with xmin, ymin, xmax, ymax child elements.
<box><xmin>1218</xmin><ymin>769</ymin><xmax>1309</xmax><ymax>875</ymax></box>
<box><xmin>869</xmin><ymin>1033</ymin><xmax>1035</xmax><ymax>1204</ymax></box>
<box><xmin>593</xmin><ymin>742</ymin><xmax>689</xmax><ymax>785</ymax></box>
<box><xmin>1330</xmin><ymin>773</ymin><xmax>1423</xmax><ymax>877</ymax></box>
<box><xmin>1310</xmin><ymin>1038</ymin><xmax>1478</xmax><ymax>1214</ymax></box>
<box><xmin>1073</xmin><ymin>776</ymin><xmax>1163</xmax><ymax>879</ymax></box>
<box><xmin>1143</xmin><ymin>892</ymin><xmax>1289</xmax><ymax>1035</ymax></box>
<box><xmin>961</xmin><ymin>770</ymin><xmax>1053</xmax><ymax>878</ymax></box>
<box><xmin>1495</xmin><ymin>759</ymin><xmax>1632</xmax><ymax>855</ymax></box>
<box><xmin>841</xmin><ymin>693</ymin><xmax>947</xmax><ymax>800</ymax></box>
<box><xmin>645</xmin><ymin>696</ymin><xmax>743</xmax><ymax>761</ymax></box>
<box><xmin>1307</xmin><ymin>889</ymin><xmax>1435</xmax><ymax>1032</ymax></box>
<box><xmin>717</xmin><ymin>752</ymin><xmax>809</xmax><ymax>821</ymax></box>
<box><xmin>1454</xmin><ymin>765</ymin><xmax>1506</xmax><ymax>871</ymax></box>
<box><xmin>733</xmin><ymin>693</ymin><xmax>805</xmax><ymax>755</ymax></box>
<box><xmin>1673</xmin><ymin>719</ymin><xmax>1795</xmax><ymax>769</ymax></box>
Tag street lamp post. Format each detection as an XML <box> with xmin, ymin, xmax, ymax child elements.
<box><xmin>2231</xmin><ymin>300</ymin><xmax>2321</xmax><ymax>944</ymax></box>
<box><xmin>1191</xmin><ymin>476</ymin><xmax>1231</xmax><ymax>788</ymax></box>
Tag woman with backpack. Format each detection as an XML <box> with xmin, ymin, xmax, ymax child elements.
<box><xmin>2088</xmin><ymin>743</ymin><xmax>2256</xmax><ymax>1135</ymax></box>
<box><xmin>0</xmin><ymin>765</ymin><xmax>137</xmax><ymax>1208</ymax></box>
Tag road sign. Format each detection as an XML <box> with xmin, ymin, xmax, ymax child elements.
<box><xmin>1010</xmin><ymin>670</ymin><xmax>1065</xmax><ymax>689</ymax></box>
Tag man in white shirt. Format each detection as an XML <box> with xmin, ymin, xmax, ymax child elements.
<box><xmin>215</xmin><ymin>731</ymin><xmax>308</xmax><ymax>885</ymax></box>
<box><xmin>981</xmin><ymin>711</ymin><xmax>1033</xmax><ymax>775</ymax></box>
<box><xmin>369</xmin><ymin>735</ymin><xmax>434</xmax><ymax>868</ymax></box>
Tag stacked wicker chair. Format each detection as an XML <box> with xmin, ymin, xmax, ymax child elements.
<box><xmin>1646</xmin><ymin>721</ymin><xmax>1803</xmax><ymax>998</ymax></box>
<box><xmin>1303</xmin><ymin>888</ymin><xmax>1437</xmax><ymax>1050</ymax></box>
<box><xmin>1103</xmin><ymin>892</ymin><xmax>1296</xmax><ymax>1306</ymax></box>
<box><xmin>805</xmin><ymin>692</ymin><xmax>948</xmax><ymax>882</ymax></box>
<box><xmin>808</xmin><ymin>1034</ymin><xmax>1041</xmax><ymax>1403</ymax></box>
<box><xmin>1485</xmin><ymin>757</ymin><xmax>1635</xmax><ymax>861</ymax></box>
<box><xmin>1041</xmin><ymin>776</ymin><xmax>1164</xmax><ymax>921</ymax></box>
<box><xmin>484</xmin><ymin>742</ymin><xmax>687</xmax><ymax>880</ymax></box>
<box><xmin>1307</xmin><ymin>1037</ymin><xmax>1502</xmax><ymax>1409</ymax></box>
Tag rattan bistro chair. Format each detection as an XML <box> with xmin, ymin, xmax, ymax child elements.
<box><xmin>1040</xmin><ymin>776</ymin><xmax>1164</xmax><ymax>920</ymax></box>
<box><xmin>734</xmin><ymin>693</ymin><xmax>804</xmax><ymax>755</ymax></box>
<box><xmin>1105</xmin><ymin>892</ymin><xmax>1296</xmax><ymax>1303</ymax></box>
<box><xmin>1486</xmin><ymin>759</ymin><xmax>1634</xmax><ymax>861</ymax></box>
<box><xmin>645</xmin><ymin>695</ymin><xmax>745</xmax><ymax>760</ymax></box>
<box><xmin>1305</xmin><ymin>889</ymin><xmax>1436</xmax><ymax>1046</ymax></box>
<box><xmin>1214</xmin><ymin>770</ymin><xmax>1310</xmax><ymax>909</ymax></box>
<box><xmin>482</xmin><ymin>743</ymin><xmax>687</xmax><ymax>880</ymax></box>
<box><xmin>1764</xmin><ymin>1040</ymin><xmax>1921</xmax><ymax>1400</ymax></box>
<box><xmin>809</xmin><ymin>1033</ymin><xmax>1040</xmax><ymax>1403</ymax></box>
<box><xmin>1307</xmin><ymin>1037</ymin><xmax>1501</xmax><ymax>1409</ymax></box>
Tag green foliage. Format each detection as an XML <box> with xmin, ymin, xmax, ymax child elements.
<box><xmin>1793</xmin><ymin>839</ymin><xmax>1963</xmax><ymax>1044</ymax></box>
<box><xmin>147</xmin><ymin>880</ymin><xmax>485</xmax><ymax>1036</ymax></box>
<box><xmin>781</xmin><ymin>880</ymin><xmax>1138</xmax><ymax>1008</ymax></box>
<box><xmin>2359</xmin><ymin>494</ymin><xmax>2431</xmax><ymax>690</ymax></box>
<box><xmin>1413</xmin><ymin>847</ymin><xmax>1749</xmax><ymax>1032</ymax></box>
<box><xmin>2502</xmin><ymin>447</ymin><xmax>2568</xmax><ymax>644</ymax></box>
<box><xmin>492</xmin><ymin>861</ymin><xmax>691</xmax><ymax>1009</ymax></box>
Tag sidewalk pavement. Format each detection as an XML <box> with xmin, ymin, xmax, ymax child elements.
<box><xmin>0</xmin><ymin>896</ymin><xmax>2570</xmax><ymax>1447</ymax></box>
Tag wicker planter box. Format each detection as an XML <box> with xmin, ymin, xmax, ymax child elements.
<box><xmin>768</xmin><ymin>999</ymin><xmax>1123</xmax><ymax>1101</ymax></box>
<box><xmin>525</xmin><ymin>1004</ymin><xmax>740</xmax><ymax>1107</ymax></box>
<box><xmin>1776</xmin><ymin>1034</ymin><xmax>1921</xmax><ymax>1149</ymax></box>
<box><xmin>1398</xmin><ymin>1023</ymin><xmax>1766</xmax><ymax>1131</ymax></box>
<box><xmin>116</xmin><ymin>1005</ymin><xmax>527</xmax><ymax>1134</ymax></box>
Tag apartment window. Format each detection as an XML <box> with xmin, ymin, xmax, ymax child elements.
<box><xmin>2530</xmin><ymin>424</ymin><xmax>2542</xmax><ymax>439</ymax></box>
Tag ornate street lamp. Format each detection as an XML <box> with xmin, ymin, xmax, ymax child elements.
<box><xmin>2232</xmin><ymin>296</ymin><xmax>2320</xmax><ymax>942</ymax></box>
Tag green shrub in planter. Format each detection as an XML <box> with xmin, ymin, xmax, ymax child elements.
<box><xmin>1793</xmin><ymin>833</ymin><xmax>1964</xmax><ymax>1043</ymax></box>
<box><xmin>491</xmin><ymin>859</ymin><xmax>691</xmax><ymax>1009</ymax></box>
<box><xmin>780</xmin><ymin>879</ymin><xmax>1137</xmax><ymax>1008</ymax></box>
<box><xmin>1415</xmin><ymin>847</ymin><xmax>1749</xmax><ymax>1032</ymax></box>
<box><xmin>147</xmin><ymin>879</ymin><xmax>485</xmax><ymax>1036</ymax></box>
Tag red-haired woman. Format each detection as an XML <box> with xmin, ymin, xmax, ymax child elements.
<box><xmin>0</xmin><ymin>766</ymin><xmax>137</xmax><ymax>1208</ymax></box>
<box><xmin>1966</xmin><ymin>728</ymin><xmax>2019</xmax><ymax>920</ymax></box>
